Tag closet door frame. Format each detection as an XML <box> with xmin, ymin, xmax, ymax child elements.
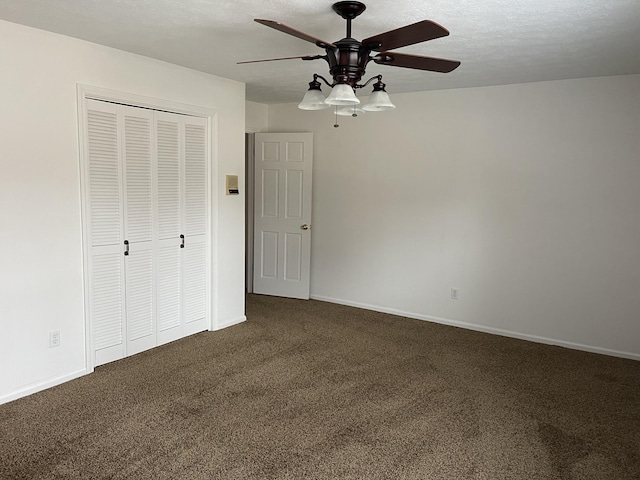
<box><xmin>77</xmin><ymin>84</ymin><xmax>219</xmax><ymax>373</ymax></box>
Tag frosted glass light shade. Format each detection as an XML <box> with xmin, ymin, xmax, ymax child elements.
<box><xmin>298</xmin><ymin>88</ymin><xmax>329</xmax><ymax>110</ymax></box>
<box><xmin>336</xmin><ymin>105</ymin><xmax>366</xmax><ymax>117</ymax></box>
<box><xmin>325</xmin><ymin>84</ymin><xmax>360</xmax><ymax>106</ymax></box>
<box><xmin>362</xmin><ymin>90</ymin><xmax>396</xmax><ymax>111</ymax></box>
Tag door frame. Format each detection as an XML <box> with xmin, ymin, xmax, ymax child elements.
<box><xmin>77</xmin><ymin>84</ymin><xmax>219</xmax><ymax>373</ymax></box>
<box><xmin>245</xmin><ymin>133</ymin><xmax>256</xmax><ymax>294</ymax></box>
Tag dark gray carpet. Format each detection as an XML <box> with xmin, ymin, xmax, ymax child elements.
<box><xmin>1</xmin><ymin>294</ymin><xmax>639</xmax><ymax>479</ymax></box>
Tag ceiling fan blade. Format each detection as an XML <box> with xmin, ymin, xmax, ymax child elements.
<box><xmin>255</xmin><ymin>19</ymin><xmax>337</xmax><ymax>48</ymax></box>
<box><xmin>373</xmin><ymin>52</ymin><xmax>460</xmax><ymax>73</ymax></box>
<box><xmin>237</xmin><ymin>55</ymin><xmax>323</xmax><ymax>65</ymax></box>
<box><xmin>363</xmin><ymin>20</ymin><xmax>449</xmax><ymax>52</ymax></box>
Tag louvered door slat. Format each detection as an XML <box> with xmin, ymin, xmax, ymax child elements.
<box><xmin>124</xmin><ymin>114</ymin><xmax>153</xmax><ymax>243</ymax></box>
<box><xmin>87</xmin><ymin>109</ymin><xmax>120</xmax><ymax>247</ymax></box>
<box><xmin>183</xmin><ymin>237</ymin><xmax>207</xmax><ymax>325</ymax></box>
<box><xmin>91</xmin><ymin>252</ymin><xmax>124</xmax><ymax>350</ymax></box>
<box><xmin>157</xmin><ymin>245</ymin><xmax>181</xmax><ymax>332</ymax></box>
<box><xmin>125</xmin><ymin>249</ymin><xmax>154</xmax><ymax>341</ymax></box>
<box><xmin>156</xmin><ymin>120</ymin><xmax>181</xmax><ymax>240</ymax></box>
<box><xmin>184</xmin><ymin>122</ymin><xmax>207</xmax><ymax>236</ymax></box>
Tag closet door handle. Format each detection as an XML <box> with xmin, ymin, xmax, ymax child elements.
<box><xmin>124</xmin><ymin>240</ymin><xmax>129</xmax><ymax>256</ymax></box>
<box><xmin>180</xmin><ymin>234</ymin><xmax>185</xmax><ymax>249</ymax></box>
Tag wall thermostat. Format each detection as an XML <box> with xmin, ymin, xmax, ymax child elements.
<box><xmin>226</xmin><ymin>175</ymin><xmax>239</xmax><ymax>195</ymax></box>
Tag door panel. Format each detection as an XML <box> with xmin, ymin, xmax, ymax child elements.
<box><xmin>155</xmin><ymin>113</ymin><xmax>183</xmax><ymax>345</ymax></box>
<box><xmin>184</xmin><ymin>121</ymin><xmax>208</xmax><ymax>236</ymax></box>
<box><xmin>285</xmin><ymin>170</ymin><xmax>303</xmax><ymax>219</ymax></box>
<box><xmin>183</xmin><ymin>234</ymin><xmax>207</xmax><ymax>334</ymax></box>
<box><xmin>157</xmin><ymin>244</ymin><xmax>182</xmax><ymax>333</ymax></box>
<box><xmin>86</xmin><ymin>100</ymin><xmax>125</xmax><ymax>366</ymax></box>
<box><xmin>124</xmin><ymin>246</ymin><xmax>155</xmax><ymax>355</ymax></box>
<box><xmin>253</xmin><ymin>133</ymin><xmax>312</xmax><ymax>299</ymax></box>
<box><xmin>122</xmin><ymin>106</ymin><xmax>156</xmax><ymax>355</ymax></box>
<box><xmin>87</xmin><ymin>107</ymin><xmax>121</xmax><ymax>247</ymax></box>
<box><xmin>286</xmin><ymin>141</ymin><xmax>305</xmax><ymax>162</ymax></box>
<box><xmin>123</xmin><ymin>113</ymin><xmax>153</xmax><ymax>243</ymax></box>
<box><xmin>284</xmin><ymin>233</ymin><xmax>302</xmax><ymax>281</ymax></box>
<box><xmin>156</xmin><ymin>119</ymin><xmax>181</xmax><ymax>241</ymax></box>
<box><xmin>91</xmin><ymin>249</ymin><xmax>125</xmax><ymax>366</ymax></box>
<box><xmin>261</xmin><ymin>231</ymin><xmax>279</xmax><ymax>279</ymax></box>
<box><xmin>261</xmin><ymin>169</ymin><xmax>279</xmax><ymax>217</ymax></box>
<box><xmin>182</xmin><ymin>117</ymin><xmax>208</xmax><ymax>336</ymax></box>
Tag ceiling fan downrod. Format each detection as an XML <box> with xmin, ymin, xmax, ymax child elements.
<box><xmin>332</xmin><ymin>1</ymin><xmax>366</xmax><ymax>38</ymax></box>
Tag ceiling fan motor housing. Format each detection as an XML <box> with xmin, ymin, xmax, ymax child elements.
<box><xmin>326</xmin><ymin>1</ymin><xmax>372</xmax><ymax>86</ymax></box>
<box><xmin>326</xmin><ymin>37</ymin><xmax>372</xmax><ymax>86</ymax></box>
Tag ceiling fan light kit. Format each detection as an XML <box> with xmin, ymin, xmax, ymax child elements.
<box><xmin>242</xmin><ymin>1</ymin><xmax>459</xmax><ymax>125</ymax></box>
<box><xmin>361</xmin><ymin>79</ymin><xmax>395</xmax><ymax>112</ymax></box>
<box><xmin>298</xmin><ymin>77</ymin><xmax>332</xmax><ymax>110</ymax></box>
<box><xmin>336</xmin><ymin>104</ymin><xmax>366</xmax><ymax>117</ymax></box>
<box><xmin>324</xmin><ymin>83</ymin><xmax>361</xmax><ymax>106</ymax></box>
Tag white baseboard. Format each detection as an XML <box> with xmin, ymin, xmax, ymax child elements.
<box><xmin>310</xmin><ymin>294</ymin><xmax>640</xmax><ymax>362</ymax></box>
<box><xmin>0</xmin><ymin>368</ymin><xmax>88</xmax><ymax>406</ymax></box>
<box><xmin>2</xmin><ymin>317</ymin><xmax>247</xmax><ymax>405</ymax></box>
<box><xmin>214</xmin><ymin>315</ymin><xmax>246</xmax><ymax>331</ymax></box>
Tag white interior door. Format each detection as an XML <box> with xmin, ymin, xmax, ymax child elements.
<box><xmin>155</xmin><ymin>114</ymin><xmax>183</xmax><ymax>345</ymax></box>
<box><xmin>154</xmin><ymin>112</ymin><xmax>209</xmax><ymax>346</ymax></box>
<box><xmin>253</xmin><ymin>133</ymin><xmax>313</xmax><ymax>299</ymax></box>
<box><xmin>121</xmin><ymin>107</ymin><xmax>156</xmax><ymax>356</ymax></box>
<box><xmin>182</xmin><ymin>119</ymin><xmax>208</xmax><ymax>335</ymax></box>
<box><xmin>85</xmin><ymin>100</ymin><xmax>126</xmax><ymax>366</ymax></box>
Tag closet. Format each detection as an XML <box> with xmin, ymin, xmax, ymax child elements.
<box><xmin>83</xmin><ymin>99</ymin><xmax>209</xmax><ymax>367</ymax></box>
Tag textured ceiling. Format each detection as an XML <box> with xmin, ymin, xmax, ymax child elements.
<box><xmin>1</xmin><ymin>0</ymin><xmax>639</xmax><ymax>104</ymax></box>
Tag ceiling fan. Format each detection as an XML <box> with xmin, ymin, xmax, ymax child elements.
<box><xmin>239</xmin><ymin>1</ymin><xmax>460</xmax><ymax>116</ymax></box>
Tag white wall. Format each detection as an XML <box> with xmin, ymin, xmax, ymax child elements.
<box><xmin>245</xmin><ymin>101</ymin><xmax>269</xmax><ymax>133</ymax></box>
<box><xmin>268</xmin><ymin>74</ymin><xmax>640</xmax><ymax>359</ymax></box>
<box><xmin>0</xmin><ymin>20</ymin><xmax>246</xmax><ymax>403</ymax></box>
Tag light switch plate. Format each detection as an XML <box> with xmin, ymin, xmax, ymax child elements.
<box><xmin>226</xmin><ymin>175</ymin><xmax>239</xmax><ymax>195</ymax></box>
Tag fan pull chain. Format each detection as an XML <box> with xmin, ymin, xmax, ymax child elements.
<box><xmin>334</xmin><ymin>106</ymin><xmax>339</xmax><ymax>128</ymax></box>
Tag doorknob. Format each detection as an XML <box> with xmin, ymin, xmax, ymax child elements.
<box><xmin>301</xmin><ymin>224</ymin><xmax>310</xmax><ymax>230</ymax></box>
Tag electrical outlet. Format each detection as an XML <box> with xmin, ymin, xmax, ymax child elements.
<box><xmin>49</xmin><ymin>330</ymin><xmax>60</xmax><ymax>348</ymax></box>
<box><xmin>450</xmin><ymin>288</ymin><xmax>459</xmax><ymax>300</ymax></box>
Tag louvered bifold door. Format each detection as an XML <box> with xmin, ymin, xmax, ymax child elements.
<box><xmin>183</xmin><ymin>117</ymin><xmax>208</xmax><ymax>335</ymax></box>
<box><xmin>155</xmin><ymin>112</ymin><xmax>209</xmax><ymax>344</ymax></box>
<box><xmin>84</xmin><ymin>100</ymin><xmax>210</xmax><ymax>364</ymax></box>
<box><xmin>155</xmin><ymin>112</ymin><xmax>185</xmax><ymax>345</ymax></box>
<box><xmin>121</xmin><ymin>106</ymin><xmax>156</xmax><ymax>356</ymax></box>
<box><xmin>85</xmin><ymin>100</ymin><xmax>126</xmax><ymax>366</ymax></box>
